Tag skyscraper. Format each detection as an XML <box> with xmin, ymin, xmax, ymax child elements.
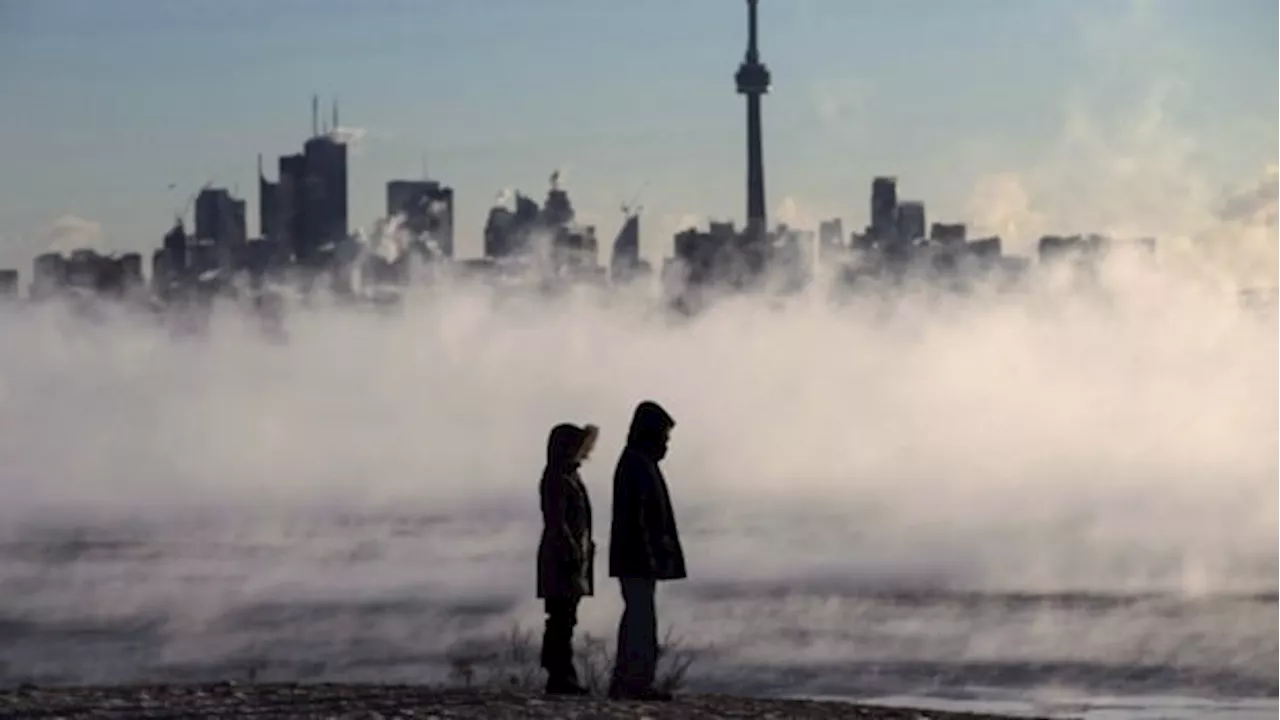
<box><xmin>276</xmin><ymin>153</ymin><xmax>306</xmax><ymax>259</ymax></box>
<box><xmin>194</xmin><ymin>187</ymin><xmax>247</xmax><ymax>269</ymax></box>
<box><xmin>736</xmin><ymin>0</ymin><xmax>771</xmax><ymax>236</ymax></box>
<box><xmin>259</xmin><ymin>99</ymin><xmax>352</xmax><ymax>267</ymax></box>
<box><xmin>610</xmin><ymin>212</ymin><xmax>642</xmax><ymax>282</ymax></box>
<box><xmin>258</xmin><ymin>154</ymin><xmax>279</xmax><ymax>242</ymax></box>
<box><xmin>870</xmin><ymin>177</ymin><xmax>898</xmax><ymax>240</ymax></box>
<box><xmin>896</xmin><ymin>201</ymin><xmax>926</xmax><ymax>242</ymax></box>
<box><xmin>387</xmin><ymin>179</ymin><xmax>455</xmax><ymax>258</ymax></box>
<box><xmin>302</xmin><ymin>132</ymin><xmax>348</xmax><ymax>255</ymax></box>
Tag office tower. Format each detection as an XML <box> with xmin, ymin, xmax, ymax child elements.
<box><xmin>194</xmin><ymin>187</ymin><xmax>248</xmax><ymax>269</ymax></box>
<box><xmin>611</xmin><ymin>211</ymin><xmax>642</xmax><ymax>281</ymax></box>
<box><xmin>870</xmin><ymin>177</ymin><xmax>898</xmax><ymax>240</ymax></box>
<box><xmin>258</xmin><ymin>154</ymin><xmax>279</xmax><ymax>242</ymax></box>
<box><xmin>302</xmin><ymin>132</ymin><xmax>348</xmax><ymax>256</ymax></box>
<box><xmin>387</xmin><ymin>179</ymin><xmax>455</xmax><ymax>258</ymax></box>
<box><xmin>896</xmin><ymin>201</ymin><xmax>926</xmax><ymax>242</ymax></box>
<box><xmin>261</xmin><ymin>98</ymin><xmax>352</xmax><ymax>266</ymax></box>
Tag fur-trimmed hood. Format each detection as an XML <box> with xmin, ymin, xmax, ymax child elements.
<box><xmin>546</xmin><ymin>423</ymin><xmax>599</xmax><ymax>469</ymax></box>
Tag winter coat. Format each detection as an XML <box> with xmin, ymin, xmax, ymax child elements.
<box><xmin>537</xmin><ymin>423</ymin><xmax>597</xmax><ymax>599</ymax></box>
<box><xmin>608</xmin><ymin>401</ymin><xmax>687</xmax><ymax>581</ymax></box>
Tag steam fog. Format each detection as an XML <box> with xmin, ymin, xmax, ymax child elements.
<box><xmin>2</xmin><ymin>259</ymin><xmax>1275</xmax><ymax>565</ymax></box>
<box><xmin>0</xmin><ymin>227</ymin><xmax>1275</xmax><ymax>703</ymax></box>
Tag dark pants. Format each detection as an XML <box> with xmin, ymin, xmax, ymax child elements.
<box><xmin>541</xmin><ymin>597</ymin><xmax>581</xmax><ymax>683</ymax></box>
<box><xmin>611</xmin><ymin>577</ymin><xmax>658</xmax><ymax>692</ymax></box>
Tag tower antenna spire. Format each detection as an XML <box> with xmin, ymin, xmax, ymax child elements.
<box><xmin>736</xmin><ymin>0</ymin><xmax>772</xmax><ymax>236</ymax></box>
<box><xmin>311</xmin><ymin>94</ymin><xmax>319</xmax><ymax>137</ymax></box>
<box><xmin>332</xmin><ymin>97</ymin><xmax>339</xmax><ymax>133</ymax></box>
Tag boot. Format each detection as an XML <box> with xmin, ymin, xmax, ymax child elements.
<box><xmin>545</xmin><ymin>660</ymin><xmax>588</xmax><ymax>696</ymax></box>
<box><xmin>545</xmin><ymin>675</ymin><xmax>590</xmax><ymax>696</ymax></box>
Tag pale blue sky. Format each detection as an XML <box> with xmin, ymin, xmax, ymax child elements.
<box><xmin>0</xmin><ymin>0</ymin><xmax>1275</xmax><ymax>267</ymax></box>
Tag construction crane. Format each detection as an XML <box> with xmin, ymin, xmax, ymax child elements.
<box><xmin>620</xmin><ymin>180</ymin><xmax>649</xmax><ymax>218</ymax></box>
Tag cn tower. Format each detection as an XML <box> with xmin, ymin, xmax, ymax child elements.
<box><xmin>735</xmin><ymin>0</ymin><xmax>771</xmax><ymax>236</ymax></box>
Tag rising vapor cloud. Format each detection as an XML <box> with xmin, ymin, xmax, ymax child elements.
<box><xmin>38</xmin><ymin>214</ymin><xmax>105</xmax><ymax>253</ymax></box>
<box><xmin>1218</xmin><ymin>165</ymin><xmax>1279</xmax><ymax>227</ymax></box>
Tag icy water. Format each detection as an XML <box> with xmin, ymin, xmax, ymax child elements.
<box><xmin>1</xmin><ymin>506</ymin><xmax>1273</xmax><ymax>718</ymax></box>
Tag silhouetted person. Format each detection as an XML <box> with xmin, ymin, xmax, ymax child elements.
<box><xmin>608</xmin><ymin>401</ymin><xmax>685</xmax><ymax>701</ymax></box>
<box><xmin>537</xmin><ymin>422</ymin><xmax>599</xmax><ymax>695</ymax></box>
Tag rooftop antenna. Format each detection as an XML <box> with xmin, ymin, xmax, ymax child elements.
<box><xmin>256</xmin><ymin>153</ymin><xmax>263</xmax><ymax>179</ymax></box>
<box><xmin>332</xmin><ymin>97</ymin><xmax>339</xmax><ymax>134</ymax></box>
<box><xmin>311</xmin><ymin>94</ymin><xmax>319</xmax><ymax>137</ymax></box>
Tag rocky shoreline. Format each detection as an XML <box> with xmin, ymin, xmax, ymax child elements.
<box><xmin>0</xmin><ymin>682</ymin><xmax>1057</xmax><ymax>720</ymax></box>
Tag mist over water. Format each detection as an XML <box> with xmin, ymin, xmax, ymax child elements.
<box><xmin>0</xmin><ymin>252</ymin><xmax>1275</xmax><ymax>709</ymax></box>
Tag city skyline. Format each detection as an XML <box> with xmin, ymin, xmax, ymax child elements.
<box><xmin>0</xmin><ymin>0</ymin><xmax>1275</xmax><ymax>270</ymax></box>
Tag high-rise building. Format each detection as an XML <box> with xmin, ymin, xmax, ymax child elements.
<box><xmin>194</xmin><ymin>187</ymin><xmax>247</xmax><ymax>269</ymax></box>
<box><xmin>276</xmin><ymin>153</ymin><xmax>306</xmax><ymax>259</ymax></box>
<box><xmin>119</xmin><ymin>253</ymin><xmax>143</xmax><ymax>289</ymax></box>
<box><xmin>387</xmin><ymin>179</ymin><xmax>455</xmax><ymax>258</ymax></box>
<box><xmin>162</xmin><ymin>222</ymin><xmax>188</xmax><ymax>278</ymax></box>
<box><xmin>302</xmin><ymin>133</ymin><xmax>348</xmax><ymax>254</ymax></box>
<box><xmin>484</xmin><ymin>193</ymin><xmax>539</xmax><ymax>259</ymax></box>
<box><xmin>896</xmin><ymin>201</ymin><xmax>926</xmax><ymax>242</ymax></box>
<box><xmin>542</xmin><ymin>171</ymin><xmax>574</xmax><ymax>228</ymax></box>
<box><xmin>258</xmin><ymin>154</ymin><xmax>280</xmax><ymax>243</ymax></box>
<box><xmin>871</xmin><ymin>177</ymin><xmax>898</xmax><ymax>240</ymax></box>
<box><xmin>610</xmin><ymin>212</ymin><xmax>644</xmax><ymax>282</ymax></box>
<box><xmin>258</xmin><ymin>99</ymin><xmax>352</xmax><ymax>267</ymax></box>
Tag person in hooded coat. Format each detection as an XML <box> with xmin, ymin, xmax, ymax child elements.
<box><xmin>536</xmin><ymin>422</ymin><xmax>599</xmax><ymax>695</ymax></box>
<box><xmin>607</xmin><ymin>400</ymin><xmax>685</xmax><ymax>701</ymax></box>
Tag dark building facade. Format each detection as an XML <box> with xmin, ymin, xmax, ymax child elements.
<box><xmin>610</xmin><ymin>212</ymin><xmax>648</xmax><ymax>283</ymax></box>
<box><xmin>387</xmin><ymin>179</ymin><xmax>455</xmax><ymax>258</ymax></box>
<box><xmin>484</xmin><ymin>193</ymin><xmax>540</xmax><ymax>260</ymax></box>
<box><xmin>258</xmin><ymin>154</ymin><xmax>280</xmax><ymax>244</ymax></box>
<box><xmin>194</xmin><ymin>187</ymin><xmax>247</xmax><ymax>270</ymax></box>
<box><xmin>871</xmin><ymin>176</ymin><xmax>898</xmax><ymax>240</ymax></box>
<box><xmin>930</xmin><ymin>222</ymin><xmax>967</xmax><ymax>244</ymax></box>
<box><xmin>276</xmin><ymin>153</ymin><xmax>306</xmax><ymax>258</ymax></box>
<box><xmin>260</xmin><ymin>116</ymin><xmax>350</xmax><ymax>268</ymax></box>
<box><xmin>673</xmin><ymin>221</ymin><xmax>744</xmax><ymax>289</ymax></box>
<box><xmin>896</xmin><ymin>201</ymin><xmax>926</xmax><ymax>242</ymax></box>
<box><xmin>302</xmin><ymin>134</ymin><xmax>349</xmax><ymax>257</ymax></box>
<box><xmin>480</xmin><ymin>176</ymin><xmax>603</xmax><ymax>281</ymax></box>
